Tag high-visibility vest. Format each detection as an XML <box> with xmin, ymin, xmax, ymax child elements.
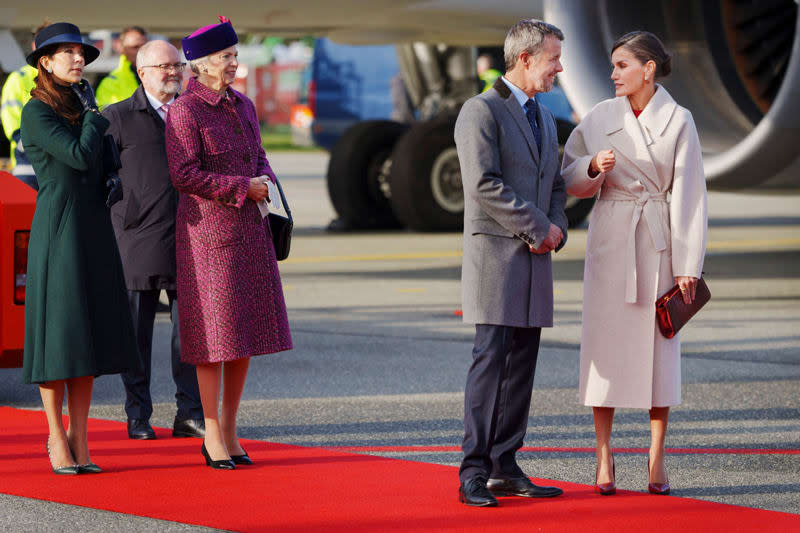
<box><xmin>480</xmin><ymin>69</ymin><xmax>502</xmax><ymax>93</ymax></box>
<box><xmin>96</xmin><ymin>55</ymin><xmax>141</xmax><ymax>110</ymax></box>
<box><xmin>1</xmin><ymin>64</ymin><xmax>37</xmax><ymax>172</ymax></box>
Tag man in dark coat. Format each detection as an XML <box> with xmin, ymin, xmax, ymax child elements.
<box><xmin>103</xmin><ymin>40</ymin><xmax>204</xmax><ymax>440</ymax></box>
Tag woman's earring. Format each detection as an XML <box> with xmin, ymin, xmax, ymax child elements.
<box><xmin>46</xmin><ymin>66</ymin><xmax>52</xmax><ymax>73</ymax></box>
<box><xmin>644</xmin><ymin>75</ymin><xmax>649</xmax><ymax>81</ymax></box>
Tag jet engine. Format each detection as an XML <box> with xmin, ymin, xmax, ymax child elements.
<box><xmin>544</xmin><ymin>0</ymin><xmax>800</xmax><ymax>191</ymax></box>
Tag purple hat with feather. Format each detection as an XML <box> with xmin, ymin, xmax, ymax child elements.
<box><xmin>182</xmin><ymin>16</ymin><xmax>238</xmax><ymax>60</ymax></box>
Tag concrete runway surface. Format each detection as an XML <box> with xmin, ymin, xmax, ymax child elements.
<box><xmin>1</xmin><ymin>152</ymin><xmax>798</xmax><ymax>531</ymax></box>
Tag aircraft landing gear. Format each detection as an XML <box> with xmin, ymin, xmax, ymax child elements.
<box><xmin>326</xmin><ymin>120</ymin><xmax>409</xmax><ymax>230</ymax></box>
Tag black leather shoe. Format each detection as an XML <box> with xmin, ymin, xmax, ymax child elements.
<box><xmin>201</xmin><ymin>443</ymin><xmax>235</xmax><ymax>470</ymax></box>
<box><xmin>127</xmin><ymin>419</ymin><xmax>156</xmax><ymax>440</ymax></box>
<box><xmin>459</xmin><ymin>477</ymin><xmax>498</xmax><ymax>507</ymax></box>
<box><xmin>173</xmin><ymin>417</ymin><xmax>205</xmax><ymax>438</ymax></box>
<box><xmin>487</xmin><ymin>477</ymin><xmax>564</xmax><ymax>498</ymax></box>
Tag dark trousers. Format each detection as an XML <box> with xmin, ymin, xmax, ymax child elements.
<box><xmin>121</xmin><ymin>289</ymin><xmax>202</xmax><ymax>421</ymax></box>
<box><xmin>459</xmin><ymin>324</ymin><xmax>541</xmax><ymax>483</ymax></box>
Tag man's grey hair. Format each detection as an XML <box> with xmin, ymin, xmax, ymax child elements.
<box><xmin>136</xmin><ymin>39</ymin><xmax>178</xmax><ymax>70</ymax></box>
<box><xmin>503</xmin><ymin>19</ymin><xmax>564</xmax><ymax>71</ymax></box>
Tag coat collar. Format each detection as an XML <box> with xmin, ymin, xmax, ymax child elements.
<box><xmin>493</xmin><ymin>77</ymin><xmax>511</xmax><ymax>99</ymax></box>
<box><xmin>638</xmin><ymin>84</ymin><xmax>676</xmax><ymax>139</ymax></box>
<box><xmin>131</xmin><ymin>84</ymin><xmax>151</xmax><ymax>111</ymax></box>
<box><xmin>130</xmin><ymin>85</ymin><xmax>174</xmax><ymax>128</ymax></box>
<box><xmin>604</xmin><ymin>85</ymin><xmax>676</xmax><ymax>139</ymax></box>
<box><xmin>186</xmin><ymin>77</ymin><xmax>242</xmax><ymax>106</ymax></box>
<box><xmin>493</xmin><ymin>77</ymin><xmax>545</xmax><ymax>163</ymax></box>
<box><xmin>604</xmin><ymin>85</ymin><xmax>676</xmax><ymax>184</ymax></box>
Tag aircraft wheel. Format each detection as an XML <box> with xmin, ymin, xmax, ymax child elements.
<box><xmin>327</xmin><ymin>120</ymin><xmax>409</xmax><ymax>230</ymax></box>
<box><xmin>388</xmin><ymin>115</ymin><xmax>463</xmax><ymax>232</ymax></box>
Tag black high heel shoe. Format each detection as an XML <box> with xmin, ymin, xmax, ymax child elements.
<box><xmin>77</xmin><ymin>462</ymin><xmax>102</xmax><ymax>474</ymax></box>
<box><xmin>201</xmin><ymin>443</ymin><xmax>235</xmax><ymax>470</ymax></box>
<box><xmin>230</xmin><ymin>449</ymin><xmax>253</xmax><ymax>466</ymax></box>
<box><xmin>46</xmin><ymin>442</ymin><xmax>79</xmax><ymax>475</ymax></box>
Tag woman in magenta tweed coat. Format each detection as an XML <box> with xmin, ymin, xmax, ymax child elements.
<box><xmin>165</xmin><ymin>19</ymin><xmax>291</xmax><ymax>469</ymax></box>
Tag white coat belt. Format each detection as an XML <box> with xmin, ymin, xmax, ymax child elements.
<box><xmin>598</xmin><ymin>188</ymin><xmax>668</xmax><ymax>303</ymax></box>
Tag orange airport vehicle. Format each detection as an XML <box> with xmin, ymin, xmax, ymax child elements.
<box><xmin>0</xmin><ymin>171</ymin><xmax>35</xmax><ymax>368</ymax></box>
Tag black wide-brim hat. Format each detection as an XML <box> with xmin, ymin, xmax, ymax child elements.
<box><xmin>26</xmin><ymin>22</ymin><xmax>100</xmax><ymax>68</ymax></box>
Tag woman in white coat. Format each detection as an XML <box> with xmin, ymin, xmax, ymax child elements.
<box><xmin>561</xmin><ymin>31</ymin><xmax>707</xmax><ymax>496</ymax></box>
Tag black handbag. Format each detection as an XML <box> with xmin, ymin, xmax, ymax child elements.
<box><xmin>267</xmin><ymin>178</ymin><xmax>292</xmax><ymax>261</ymax></box>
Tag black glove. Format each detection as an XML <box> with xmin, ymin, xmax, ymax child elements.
<box><xmin>106</xmin><ymin>173</ymin><xmax>123</xmax><ymax>208</ymax></box>
<box><xmin>102</xmin><ymin>134</ymin><xmax>122</xmax><ymax>174</ymax></box>
<box><xmin>71</xmin><ymin>79</ymin><xmax>99</xmax><ymax>112</ymax></box>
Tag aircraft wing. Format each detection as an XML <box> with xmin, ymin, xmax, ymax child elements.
<box><xmin>1</xmin><ymin>1</ymin><xmax>542</xmax><ymax>45</ymax></box>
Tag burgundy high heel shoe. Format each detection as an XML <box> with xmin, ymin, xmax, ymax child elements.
<box><xmin>647</xmin><ymin>457</ymin><xmax>670</xmax><ymax>495</ymax></box>
<box><xmin>595</xmin><ymin>455</ymin><xmax>616</xmax><ymax>496</ymax></box>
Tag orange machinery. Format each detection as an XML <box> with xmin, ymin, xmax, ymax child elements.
<box><xmin>0</xmin><ymin>171</ymin><xmax>35</xmax><ymax>368</ymax></box>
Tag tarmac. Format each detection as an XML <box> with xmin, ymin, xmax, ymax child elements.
<box><xmin>1</xmin><ymin>151</ymin><xmax>798</xmax><ymax>531</ymax></box>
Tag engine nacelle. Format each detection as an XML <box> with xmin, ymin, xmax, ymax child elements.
<box><xmin>544</xmin><ymin>0</ymin><xmax>800</xmax><ymax>191</ymax></box>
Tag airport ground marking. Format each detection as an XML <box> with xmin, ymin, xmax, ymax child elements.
<box><xmin>327</xmin><ymin>445</ymin><xmax>800</xmax><ymax>455</ymax></box>
<box><xmin>284</xmin><ymin>250</ymin><xmax>463</xmax><ymax>264</ymax></box>
<box><xmin>706</xmin><ymin>237</ymin><xmax>800</xmax><ymax>250</ymax></box>
<box><xmin>283</xmin><ymin>237</ymin><xmax>800</xmax><ymax>265</ymax></box>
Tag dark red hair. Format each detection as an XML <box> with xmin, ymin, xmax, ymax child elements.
<box><xmin>30</xmin><ymin>53</ymin><xmax>82</xmax><ymax>125</ymax></box>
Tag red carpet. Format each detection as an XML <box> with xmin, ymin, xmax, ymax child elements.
<box><xmin>1</xmin><ymin>406</ymin><xmax>798</xmax><ymax>532</ymax></box>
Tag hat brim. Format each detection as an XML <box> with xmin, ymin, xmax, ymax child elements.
<box><xmin>26</xmin><ymin>41</ymin><xmax>100</xmax><ymax>68</ymax></box>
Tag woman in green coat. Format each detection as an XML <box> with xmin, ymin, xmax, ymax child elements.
<box><xmin>20</xmin><ymin>23</ymin><xmax>140</xmax><ymax>475</ymax></box>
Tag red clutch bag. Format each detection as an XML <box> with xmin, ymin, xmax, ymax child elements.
<box><xmin>655</xmin><ymin>277</ymin><xmax>711</xmax><ymax>338</ymax></box>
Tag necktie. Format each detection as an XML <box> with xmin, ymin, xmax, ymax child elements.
<box><xmin>524</xmin><ymin>98</ymin><xmax>542</xmax><ymax>153</ymax></box>
<box><xmin>160</xmin><ymin>102</ymin><xmax>171</xmax><ymax>118</ymax></box>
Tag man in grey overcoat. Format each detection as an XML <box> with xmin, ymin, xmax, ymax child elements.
<box><xmin>455</xmin><ymin>19</ymin><xmax>569</xmax><ymax>507</ymax></box>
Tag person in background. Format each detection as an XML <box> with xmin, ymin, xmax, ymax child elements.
<box><xmin>20</xmin><ymin>22</ymin><xmax>141</xmax><ymax>475</ymax></box>
<box><xmin>166</xmin><ymin>17</ymin><xmax>292</xmax><ymax>470</ymax></box>
<box><xmin>561</xmin><ymin>31</ymin><xmax>708</xmax><ymax>496</ymax></box>
<box><xmin>96</xmin><ymin>26</ymin><xmax>147</xmax><ymax>109</ymax></box>
<box><xmin>477</xmin><ymin>53</ymin><xmax>502</xmax><ymax>93</ymax></box>
<box><xmin>103</xmin><ymin>39</ymin><xmax>205</xmax><ymax>441</ymax></box>
<box><xmin>1</xmin><ymin>21</ymin><xmax>50</xmax><ymax>189</ymax></box>
<box><xmin>455</xmin><ymin>19</ymin><xmax>568</xmax><ymax>507</ymax></box>
<box><xmin>536</xmin><ymin>81</ymin><xmax>579</xmax><ymax>124</ymax></box>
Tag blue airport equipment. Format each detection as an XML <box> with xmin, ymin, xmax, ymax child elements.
<box><xmin>311</xmin><ymin>39</ymin><xmax>399</xmax><ymax>151</ymax></box>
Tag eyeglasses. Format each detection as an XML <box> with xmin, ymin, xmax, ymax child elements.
<box><xmin>141</xmin><ymin>62</ymin><xmax>186</xmax><ymax>73</ymax></box>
